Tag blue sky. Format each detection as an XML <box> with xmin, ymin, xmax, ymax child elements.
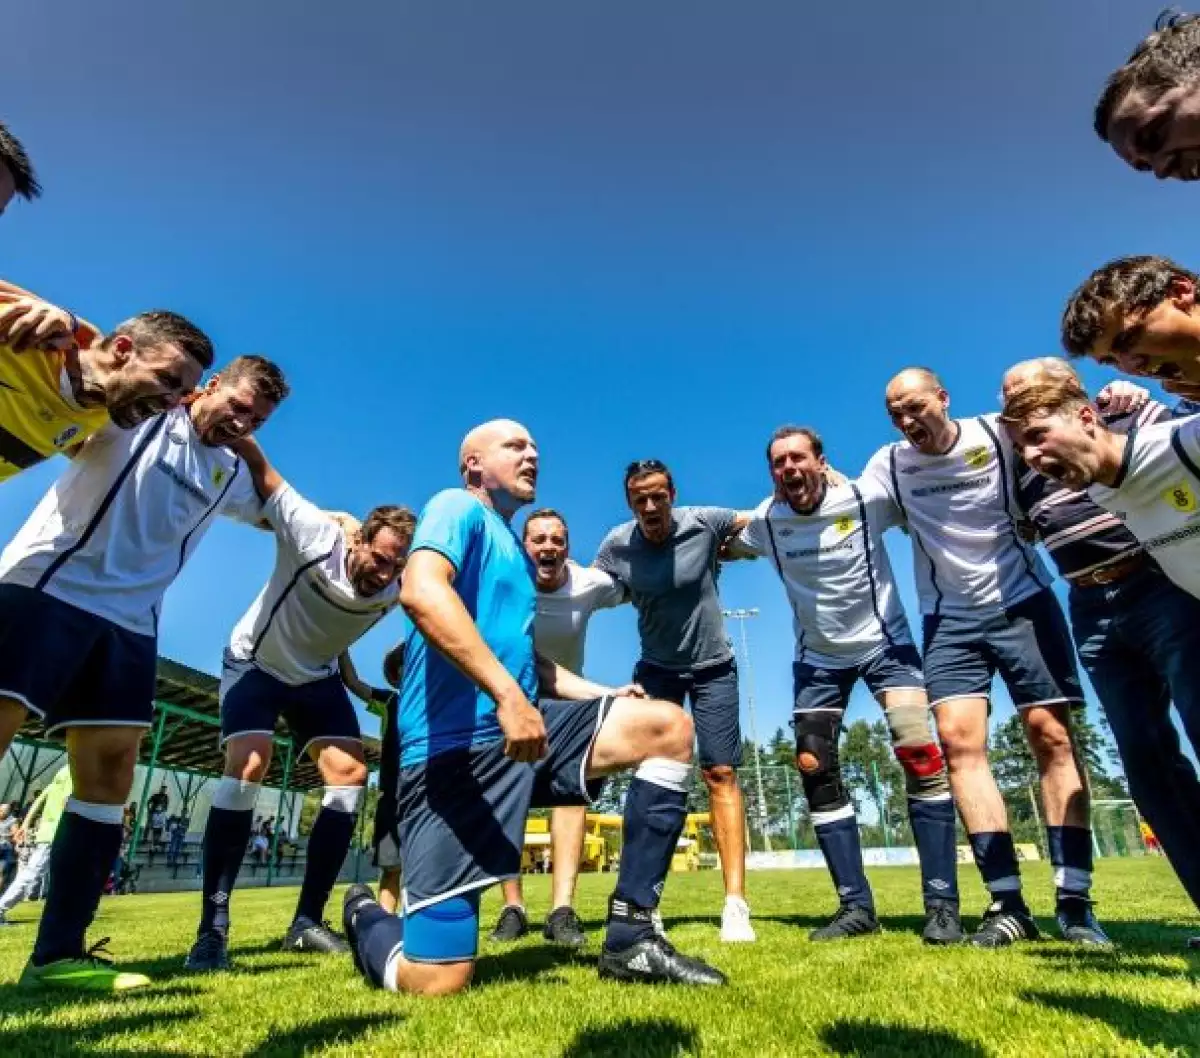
<box><xmin>2</xmin><ymin>1</ymin><xmax>1196</xmax><ymax>761</ymax></box>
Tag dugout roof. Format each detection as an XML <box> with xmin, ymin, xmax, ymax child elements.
<box><xmin>16</xmin><ymin>656</ymin><xmax>381</xmax><ymax>792</ymax></box>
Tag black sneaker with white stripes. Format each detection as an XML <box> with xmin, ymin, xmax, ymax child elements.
<box><xmin>808</xmin><ymin>903</ymin><xmax>880</xmax><ymax>942</ymax></box>
<box><xmin>282</xmin><ymin>915</ymin><xmax>351</xmax><ymax>954</ymax></box>
<box><xmin>1056</xmin><ymin>897</ymin><xmax>1113</xmax><ymax>948</ymax></box>
<box><xmin>969</xmin><ymin>900</ymin><xmax>1040</xmax><ymax>949</ymax></box>
<box><xmin>598</xmin><ymin>935</ymin><xmax>727</xmax><ymax>986</ymax></box>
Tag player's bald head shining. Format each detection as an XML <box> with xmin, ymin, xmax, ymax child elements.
<box><xmin>458</xmin><ymin>418</ymin><xmax>539</xmax><ymax>514</ymax></box>
<box><xmin>884</xmin><ymin>366</ymin><xmax>954</xmax><ymax>454</ymax></box>
<box><xmin>885</xmin><ymin>366</ymin><xmax>944</xmax><ymax>404</ymax></box>
<box><xmin>459</xmin><ymin>419</ymin><xmax>530</xmax><ymax>475</ymax></box>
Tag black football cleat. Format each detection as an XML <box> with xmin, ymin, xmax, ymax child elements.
<box><xmin>184</xmin><ymin>929</ymin><xmax>232</xmax><ymax>972</ymax></box>
<box><xmin>342</xmin><ymin>884</ymin><xmax>377</xmax><ymax>976</ymax></box>
<box><xmin>598</xmin><ymin>934</ymin><xmax>726</xmax><ymax>987</ymax></box>
<box><xmin>1056</xmin><ymin>898</ymin><xmax>1114</xmax><ymax>949</ymax></box>
<box><xmin>282</xmin><ymin>915</ymin><xmax>351</xmax><ymax>954</ymax></box>
<box><xmin>969</xmin><ymin>900</ymin><xmax>1041</xmax><ymax>949</ymax></box>
<box><xmin>543</xmin><ymin>906</ymin><xmax>587</xmax><ymax>947</ymax></box>
<box><xmin>809</xmin><ymin>903</ymin><xmax>881</xmax><ymax>942</ymax></box>
<box><xmin>922</xmin><ymin>900</ymin><xmax>965</xmax><ymax>946</ymax></box>
<box><xmin>489</xmin><ymin>904</ymin><xmax>530</xmax><ymax>942</ymax></box>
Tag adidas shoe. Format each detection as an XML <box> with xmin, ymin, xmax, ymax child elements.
<box><xmin>598</xmin><ymin>934</ymin><xmax>726</xmax><ymax>987</ymax></box>
<box><xmin>282</xmin><ymin>915</ymin><xmax>350</xmax><ymax>954</ymax></box>
<box><xmin>969</xmin><ymin>900</ymin><xmax>1040</xmax><ymax>949</ymax></box>
<box><xmin>809</xmin><ymin>903</ymin><xmax>880</xmax><ymax>942</ymax></box>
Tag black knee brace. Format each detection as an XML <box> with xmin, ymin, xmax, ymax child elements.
<box><xmin>793</xmin><ymin>710</ymin><xmax>849</xmax><ymax>813</ymax></box>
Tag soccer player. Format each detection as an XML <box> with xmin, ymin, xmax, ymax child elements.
<box><xmin>862</xmin><ymin>367</ymin><xmax>1109</xmax><ymax>948</ymax></box>
<box><xmin>1061</xmin><ymin>255</ymin><xmax>1200</xmax><ymax>402</ymax></box>
<box><xmin>594</xmin><ymin>461</ymin><xmax>755</xmax><ymax>943</ymax></box>
<box><xmin>729</xmin><ymin>426</ymin><xmax>961</xmax><ymax>944</ymax></box>
<box><xmin>1000</xmin><ymin>358</ymin><xmax>1200</xmax><ymax>947</ymax></box>
<box><xmin>0</xmin><ymin>121</ymin><xmax>39</xmax><ymax>217</ymax></box>
<box><xmin>490</xmin><ymin>508</ymin><xmax>627</xmax><ymax>946</ymax></box>
<box><xmin>0</xmin><ymin>354</ymin><xmax>288</xmax><ymax>991</ymax></box>
<box><xmin>185</xmin><ymin>439</ymin><xmax>414</xmax><ymax>971</ymax></box>
<box><xmin>342</xmin><ymin>419</ymin><xmax>726</xmax><ymax>995</ymax></box>
<box><xmin>341</xmin><ymin>641</ymin><xmax>407</xmax><ymax>914</ymax></box>
<box><xmin>0</xmin><ymin>300</ymin><xmax>212</xmax><ymax>492</ymax></box>
<box><xmin>1092</xmin><ymin>11</ymin><xmax>1200</xmax><ymax>181</ymax></box>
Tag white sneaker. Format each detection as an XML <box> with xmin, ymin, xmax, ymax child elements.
<box><xmin>720</xmin><ymin>896</ymin><xmax>756</xmax><ymax>943</ymax></box>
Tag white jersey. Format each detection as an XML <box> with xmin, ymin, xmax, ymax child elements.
<box><xmin>228</xmin><ymin>484</ymin><xmax>400</xmax><ymax>685</ymax></box>
<box><xmin>737</xmin><ymin>479</ymin><xmax>912</xmax><ymax>667</ymax></box>
<box><xmin>534</xmin><ymin>563</ymin><xmax>625</xmax><ymax>674</ymax></box>
<box><xmin>0</xmin><ymin>407</ymin><xmax>261</xmax><ymax>635</ymax></box>
<box><xmin>863</xmin><ymin>414</ymin><xmax>1052</xmax><ymax>617</ymax></box>
<box><xmin>1088</xmin><ymin>415</ymin><xmax>1200</xmax><ymax>601</ymax></box>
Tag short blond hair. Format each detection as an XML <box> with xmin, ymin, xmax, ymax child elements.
<box><xmin>1000</xmin><ymin>362</ymin><xmax>1091</xmax><ymax>429</ymax></box>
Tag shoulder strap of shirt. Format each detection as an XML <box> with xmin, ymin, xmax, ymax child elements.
<box><xmin>977</xmin><ymin>415</ymin><xmax>1041</xmax><ymax>583</ymax></box>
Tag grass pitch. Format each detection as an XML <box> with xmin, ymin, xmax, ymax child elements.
<box><xmin>0</xmin><ymin>859</ymin><xmax>1197</xmax><ymax>1057</ymax></box>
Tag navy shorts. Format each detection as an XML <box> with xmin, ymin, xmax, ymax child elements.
<box><xmin>219</xmin><ymin>653</ymin><xmax>362</xmax><ymax>755</ymax></box>
<box><xmin>634</xmin><ymin>657</ymin><xmax>741</xmax><ymax>769</ymax></box>
<box><xmin>922</xmin><ymin>589</ymin><xmax>1084</xmax><ymax>710</ymax></box>
<box><xmin>793</xmin><ymin>642</ymin><xmax>925</xmax><ymax>715</ymax></box>
<box><xmin>0</xmin><ymin>584</ymin><xmax>157</xmax><ymax>736</ymax></box>
<box><xmin>396</xmin><ymin>696</ymin><xmax>612</xmax><ymax>913</ymax></box>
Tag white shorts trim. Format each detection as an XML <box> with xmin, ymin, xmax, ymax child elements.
<box><xmin>0</xmin><ymin>688</ymin><xmax>42</xmax><ymax>718</ymax></box>
<box><xmin>298</xmin><ymin>734</ymin><xmax>364</xmax><ymax>760</ymax></box>
<box><xmin>1014</xmin><ymin>697</ymin><xmax>1084</xmax><ymax>712</ymax></box>
<box><xmin>402</xmin><ymin>875</ymin><xmax>501</xmax><ymax>915</ymax></box>
<box><xmin>579</xmin><ymin>695</ymin><xmax>616</xmax><ymax>806</ymax></box>
<box><xmin>929</xmin><ymin>693</ymin><xmax>990</xmax><ymax>710</ymax></box>
<box><xmin>44</xmin><ymin>718</ymin><xmax>150</xmax><ymax>737</ymax></box>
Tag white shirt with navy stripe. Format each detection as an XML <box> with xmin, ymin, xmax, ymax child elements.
<box><xmin>1088</xmin><ymin>416</ymin><xmax>1200</xmax><ymax>602</ymax></box>
<box><xmin>737</xmin><ymin>479</ymin><xmax>911</xmax><ymax>667</ymax></box>
<box><xmin>0</xmin><ymin>406</ymin><xmax>261</xmax><ymax>636</ymax></box>
<box><xmin>863</xmin><ymin>414</ymin><xmax>1053</xmax><ymax>618</ymax></box>
<box><xmin>227</xmin><ymin>483</ymin><xmax>399</xmax><ymax>685</ymax></box>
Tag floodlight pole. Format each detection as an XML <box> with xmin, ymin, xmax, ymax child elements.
<box><xmin>723</xmin><ymin>608</ymin><xmax>771</xmax><ymax>853</ymax></box>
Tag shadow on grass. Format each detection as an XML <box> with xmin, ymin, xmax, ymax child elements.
<box><xmin>0</xmin><ymin>979</ymin><xmax>200</xmax><ymax>1018</ymax></box>
<box><xmin>0</xmin><ymin>1006</ymin><xmax>198</xmax><ymax>1058</ymax></box>
<box><xmin>474</xmin><ymin>942</ymin><xmax>590</xmax><ymax>987</ymax></box>
<box><xmin>122</xmin><ymin>939</ymin><xmax>316</xmax><ymax>984</ymax></box>
<box><xmin>245</xmin><ymin>1013</ymin><xmax>404</xmax><ymax>1057</ymax></box>
<box><xmin>562</xmin><ymin>1017</ymin><xmax>700</xmax><ymax>1057</ymax></box>
<box><xmin>750</xmin><ymin>913</ymin><xmax>932</xmax><ymax>937</ymax></box>
<box><xmin>1022</xmin><ymin>989</ymin><xmax>1200</xmax><ymax>1053</ymax></box>
<box><xmin>821</xmin><ymin>1020</ymin><xmax>988</xmax><ymax>1057</ymax></box>
<box><xmin>1030</xmin><ymin>946</ymin><xmax>1198</xmax><ymax>982</ymax></box>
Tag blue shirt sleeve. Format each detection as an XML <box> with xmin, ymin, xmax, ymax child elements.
<box><xmin>410</xmin><ymin>489</ymin><xmax>484</xmax><ymax>572</ymax></box>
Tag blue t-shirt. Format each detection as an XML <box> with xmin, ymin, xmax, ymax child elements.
<box><xmin>397</xmin><ymin>489</ymin><xmax>537</xmax><ymax>767</ymax></box>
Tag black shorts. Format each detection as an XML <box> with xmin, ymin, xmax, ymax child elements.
<box><xmin>922</xmin><ymin>589</ymin><xmax>1084</xmax><ymax>710</ymax></box>
<box><xmin>0</xmin><ymin>583</ymin><xmax>157</xmax><ymax>736</ymax></box>
<box><xmin>219</xmin><ymin>653</ymin><xmax>362</xmax><ymax>755</ymax></box>
<box><xmin>793</xmin><ymin>642</ymin><xmax>925</xmax><ymax>714</ymax></box>
<box><xmin>396</xmin><ymin>696</ymin><xmax>612</xmax><ymax>912</ymax></box>
<box><xmin>634</xmin><ymin>657</ymin><xmax>742</xmax><ymax>769</ymax></box>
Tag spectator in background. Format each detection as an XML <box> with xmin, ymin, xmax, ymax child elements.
<box><xmin>0</xmin><ymin>804</ymin><xmax>16</xmax><ymax>890</ymax></box>
<box><xmin>0</xmin><ymin>765</ymin><xmax>72</xmax><ymax>924</ymax></box>
<box><xmin>123</xmin><ymin>804</ymin><xmax>137</xmax><ymax>843</ymax></box>
<box><xmin>167</xmin><ymin>815</ymin><xmax>186</xmax><ymax>867</ymax></box>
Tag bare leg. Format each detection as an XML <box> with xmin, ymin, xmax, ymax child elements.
<box><xmin>549</xmin><ymin>805</ymin><xmax>586</xmax><ymax>910</ymax></box>
<box><xmin>702</xmin><ymin>766</ymin><xmax>746</xmax><ymax>900</ymax></box>
<box><xmin>378</xmin><ymin>869</ymin><xmax>401</xmax><ymax>915</ymax></box>
<box><xmin>935</xmin><ymin>697</ymin><xmax>1009</xmax><ymax>833</ymax></box>
<box><xmin>0</xmin><ymin>697</ymin><xmax>28</xmax><ymax>763</ymax></box>
<box><xmin>500</xmin><ymin>878</ymin><xmax>523</xmax><ymax>908</ymax></box>
<box><xmin>1023</xmin><ymin>704</ymin><xmax>1089</xmax><ymax>828</ymax></box>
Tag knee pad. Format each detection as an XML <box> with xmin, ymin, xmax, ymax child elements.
<box><xmin>793</xmin><ymin>710</ymin><xmax>848</xmax><ymax>813</ymax></box>
<box><xmin>885</xmin><ymin>704</ymin><xmax>949</xmax><ymax>798</ymax></box>
<box><xmin>403</xmin><ymin>892</ymin><xmax>481</xmax><ymax>964</ymax></box>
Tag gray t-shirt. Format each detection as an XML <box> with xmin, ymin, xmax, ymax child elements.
<box><xmin>594</xmin><ymin>506</ymin><xmax>738</xmax><ymax>671</ymax></box>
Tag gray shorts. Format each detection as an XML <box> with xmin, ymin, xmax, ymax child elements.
<box><xmin>396</xmin><ymin>696</ymin><xmax>612</xmax><ymax>912</ymax></box>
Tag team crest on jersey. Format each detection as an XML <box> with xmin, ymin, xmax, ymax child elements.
<box><xmin>834</xmin><ymin>515</ymin><xmax>855</xmax><ymax>535</ymax></box>
<box><xmin>211</xmin><ymin>466</ymin><xmax>228</xmax><ymax>488</ymax></box>
<box><xmin>1162</xmin><ymin>481</ymin><xmax>1198</xmax><ymax>514</ymax></box>
<box><xmin>52</xmin><ymin>425</ymin><xmax>80</xmax><ymax>448</ymax></box>
<box><xmin>963</xmin><ymin>445</ymin><xmax>990</xmax><ymax>469</ymax></box>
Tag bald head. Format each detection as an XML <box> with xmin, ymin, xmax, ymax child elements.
<box><xmin>458</xmin><ymin>417</ymin><xmax>539</xmax><ymax>517</ymax></box>
<box><xmin>884</xmin><ymin>367</ymin><xmax>953</xmax><ymax>454</ymax></box>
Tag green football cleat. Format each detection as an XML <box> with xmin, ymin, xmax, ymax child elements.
<box><xmin>18</xmin><ymin>938</ymin><xmax>151</xmax><ymax>992</ymax></box>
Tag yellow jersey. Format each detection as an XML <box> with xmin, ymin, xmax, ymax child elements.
<box><xmin>0</xmin><ymin>344</ymin><xmax>110</xmax><ymax>482</ymax></box>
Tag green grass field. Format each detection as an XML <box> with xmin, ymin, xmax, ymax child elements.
<box><xmin>0</xmin><ymin>859</ymin><xmax>1197</xmax><ymax>1057</ymax></box>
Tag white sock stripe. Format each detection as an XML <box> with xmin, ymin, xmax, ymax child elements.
<box><xmin>811</xmin><ymin>804</ymin><xmax>857</xmax><ymax>827</ymax></box>
<box><xmin>65</xmin><ymin>799</ymin><xmax>124</xmax><ymax>826</ymax></box>
<box><xmin>908</xmin><ymin>792</ymin><xmax>954</xmax><ymax>803</ymax></box>
<box><xmin>986</xmin><ymin>876</ymin><xmax>1022</xmax><ymax>893</ymax></box>
<box><xmin>634</xmin><ymin>758</ymin><xmax>689</xmax><ymax>794</ymax></box>
<box><xmin>212</xmin><ymin>777</ymin><xmax>262</xmax><ymax>813</ymax></box>
<box><xmin>382</xmin><ymin>941</ymin><xmax>405</xmax><ymax>993</ymax></box>
<box><xmin>1054</xmin><ymin>866</ymin><xmax>1093</xmax><ymax>891</ymax></box>
<box><xmin>321</xmin><ymin>785</ymin><xmax>363</xmax><ymax>813</ymax></box>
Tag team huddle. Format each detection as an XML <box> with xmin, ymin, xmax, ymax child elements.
<box><xmin>3</xmin><ymin>11</ymin><xmax>1200</xmax><ymax>999</ymax></box>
